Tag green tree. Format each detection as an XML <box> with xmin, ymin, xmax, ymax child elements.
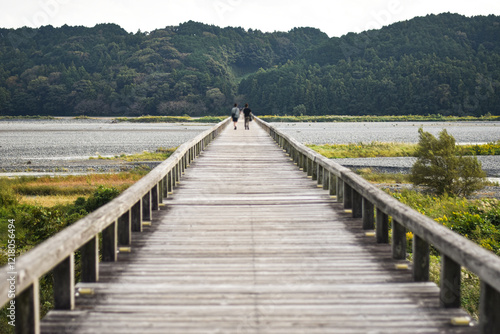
<box><xmin>410</xmin><ymin>128</ymin><xmax>487</xmax><ymax>197</ymax></box>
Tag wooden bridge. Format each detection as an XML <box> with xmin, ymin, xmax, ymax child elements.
<box><xmin>2</xmin><ymin>118</ymin><xmax>500</xmax><ymax>333</ymax></box>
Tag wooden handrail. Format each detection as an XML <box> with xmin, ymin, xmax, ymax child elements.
<box><xmin>0</xmin><ymin>117</ymin><xmax>231</xmax><ymax>332</ymax></box>
<box><xmin>255</xmin><ymin>117</ymin><xmax>500</xmax><ymax>333</ymax></box>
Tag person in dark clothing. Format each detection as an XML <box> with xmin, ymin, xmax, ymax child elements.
<box><xmin>243</xmin><ymin>103</ymin><xmax>252</xmax><ymax>130</ymax></box>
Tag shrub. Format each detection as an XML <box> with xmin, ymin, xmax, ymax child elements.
<box><xmin>410</xmin><ymin>128</ymin><xmax>487</xmax><ymax>197</ymax></box>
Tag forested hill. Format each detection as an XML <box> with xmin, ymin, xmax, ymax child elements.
<box><xmin>1</xmin><ymin>13</ymin><xmax>500</xmax><ymax>117</ymax></box>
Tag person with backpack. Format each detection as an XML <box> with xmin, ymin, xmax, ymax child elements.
<box><xmin>231</xmin><ymin>103</ymin><xmax>240</xmax><ymax>130</ymax></box>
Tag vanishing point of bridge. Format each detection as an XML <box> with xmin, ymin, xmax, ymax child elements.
<box><xmin>2</xmin><ymin>117</ymin><xmax>499</xmax><ymax>333</ymax></box>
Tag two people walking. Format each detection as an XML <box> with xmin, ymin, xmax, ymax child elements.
<box><xmin>231</xmin><ymin>103</ymin><xmax>252</xmax><ymax>130</ymax></box>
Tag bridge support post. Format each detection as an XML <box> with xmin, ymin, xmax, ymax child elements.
<box><xmin>329</xmin><ymin>173</ymin><xmax>337</xmax><ymax>197</ymax></box>
<box><xmin>131</xmin><ymin>200</ymin><xmax>142</xmax><ymax>232</ymax></box>
<box><xmin>81</xmin><ymin>235</ymin><xmax>99</xmax><ymax>282</ymax></box>
<box><xmin>317</xmin><ymin>164</ymin><xmax>323</xmax><ymax>186</ymax></box>
<box><xmin>362</xmin><ymin>198</ymin><xmax>374</xmax><ymax>229</ymax></box>
<box><xmin>336</xmin><ymin>178</ymin><xmax>344</xmax><ymax>203</ymax></box>
<box><xmin>343</xmin><ymin>183</ymin><xmax>352</xmax><ymax>209</ymax></box>
<box><xmin>53</xmin><ymin>253</ymin><xmax>75</xmax><ymax>310</ymax></box>
<box><xmin>412</xmin><ymin>234</ymin><xmax>429</xmax><ymax>282</ymax></box>
<box><xmin>312</xmin><ymin>160</ymin><xmax>318</xmax><ymax>181</ymax></box>
<box><xmin>376</xmin><ymin>209</ymin><xmax>389</xmax><ymax>243</ymax></box>
<box><xmin>322</xmin><ymin>168</ymin><xmax>329</xmax><ymax>190</ymax></box>
<box><xmin>15</xmin><ymin>281</ymin><xmax>40</xmax><ymax>334</ymax></box>
<box><xmin>142</xmin><ymin>191</ymin><xmax>151</xmax><ymax>222</ymax></box>
<box><xmin>440</xmin><ymin>255</ymin><xmax>461</xmax><ymax>308</ymax></box>
<box><xmin>118</xmin><ymin>210</ymin><xmax>131</xmax><ymax>245</ymax></box>
<box><xmin>102</xmin><ymin>221</ymin><xmax>117</xmax><ymax>262</ymax></box>
<box><xmin>480</xmin><ymin>282</ymin><xmax>500</xmax><ymax>333</ymax></box>
<box><xmin>392</xmin><ymin>219</ymin><xmax>406</xmax><ymax>260</ymax></box>
<box><xmin>352</xmin><ymin>189</ymin><xmax>362</xmax><ymax>218</ymax></box>
<box><xmin>152</xmin><ymin>184</ymin><xmax>159</xmax><ymax>211</ymax></box>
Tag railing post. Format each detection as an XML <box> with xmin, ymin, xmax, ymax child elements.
<box><xmin>142</xmin><ymin>191</ymin><xmax>151</xmax><ymax>222</ymax></box>
<box><xmin>167</xmin><ymin>170</ymin><xmax>173</xmax><ymax>194</ymax></box>
<box><xmin>413</xmin><ymin>234</ymin><xmax>429</xmax><ymax>282</ymax></box>
<box><xmin>480</xmin><ymin>282</ymin><xmax>500</xmax><ymax>333</ymax></box>
<box><xmin>343</xmin><ymin>182</ymin><xmax>352</xmax><ymax>209</ymax></box>
<box><xmin>352</xmin><ymin>189</ymin><xmax>362</xmax><ymax>218</ymax></box>
<box><xmin>151</xmin><ymin>184</ymin><xmax>159</xmax><ymax>211</ymax></box>
<box><xmin>362</xmin><ymin>198</ymin><xmax>374</xmax><ymax>230</ymax></box>
<box><xmin>102</xmin><ymin>221</ymin><xmax>117</xmax><ymax>262</ymax></box>
<box><xmin>322</xmin><ymin>168</ymin><xmax>329</xmax><ymax>191</ymax></box>
<box><xmin>15</xmin><ymin>281</ymin><xmax>40</xmax><ymax>334</ymax></box>
<box><xmin>311</xmin><ymin>160</ymin><xmax>318</xmax><ymax>181</ymax></box>
<box><xmin>440</xmin><ymin>254</ymin><xmax>461</xmax><ymax>308</ymax></box>
<box><xmin>392</xmin><ymin>219</ymin><xmax>406</xmax><ymax>260</ymax></box>
<box><xmin>329</xmin><ymin>173</ymin><xmax>337</xmax><ymax>197</ymax></box>
<box><xmin>53</xmin><ymin>253</ymin><xmax>75</xmax><ymax>310</ymax></box>
<box><xmin>80</xmin><ymin>235</ymin><xmax>99</xmax><ymax>282</ymax></box>
<box><xmin>118</xmin><ymin>210</ymin><xmax>131</xmax><ymax>246</ymax></box>
<box><xmin>317</xmin><ymin>164</ymin><xmax>323</xmax><ymax>187</ymax></box>
<box><xmin>162</xmin><ymin>175</ymin><xmax>168</xmax><ymax>199</ymax></box>
<box><xmin>307</xmin><ymin>158</ymin><xmax>313</xmax><ymax>177</ymax></box>
<box><xmin>131</xmin><ymin>200</ymin><xmax>142</xmax><ymax>232</ymax></box>
<box><xmin>376</xmin><ymin>208</ymin><xmax>389</xmax><ymax>243</ymax></box>
<box><xmin>336</xmin><ymin>178</ymin><xmax>344</xmax><ymax>203</ymax></box>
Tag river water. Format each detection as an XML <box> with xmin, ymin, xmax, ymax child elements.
<box><xmin>1</xmin><ymin>119</ymin><xmax>499</xmax><ymax>177</ymax></box>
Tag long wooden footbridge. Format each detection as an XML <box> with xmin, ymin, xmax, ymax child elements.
<box><xmin>2</xmin><ymin>118</ymin><xmax>500</xmax><ymax>333</ymax></box>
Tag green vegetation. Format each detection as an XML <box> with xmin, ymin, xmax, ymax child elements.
<box><xmin>392</xmin><ymin>190</ymin><xmax>500</xmax><ymax>318</ymax></box>
<box><xmin>0</xmin><ymin>172</ymin><xmax>146</xmax><ymax>332</ymax></box>
<box><xmin>410</xmin><ymin>128</ymin><xmax>487</xmax><ymax>197</ymax></box>
<box><xmin>308</xmin><ymin>142</ymin><xmax>416</xmax><ymax>159</ymax></box>
<box><xmin>90</xmin><ymin>147</ymin><xmax>176</xmax><ymax>162</ymax></box>
<box><xmin>308</xmin><ymin>141</ymin><xmax>500</xmax><ymax>158</ymax></box>
<box><xmin>114</xmin><ymin>115</ymin><xmax>226</xmax><ymax>123</ymax></box>
<box><xmin>1</xmin><ymin>14</ymin><xmax>500</xmax><ymax>117</ymax></box>
<box><xmin>260</xmin><ymin>114</ymin><xmax>500</xmax><ymax>123</ymax></box>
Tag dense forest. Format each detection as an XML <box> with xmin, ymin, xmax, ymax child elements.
<box><xmin>1</xmin><ymin>13</ymin><xmax>500</xmax><ymax>116</ymax></box>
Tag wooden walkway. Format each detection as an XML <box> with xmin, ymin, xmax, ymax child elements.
<box><xmin>41</xmin><ymin>121</ymin><xmax>477</xmax><ymax>333</ymax></box>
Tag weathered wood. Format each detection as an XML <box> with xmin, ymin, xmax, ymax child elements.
<box><xmin>352</xmin><ymin>189</ymin><xmax>362</xmax><ymax>218</ymax></box>
<box><xmin>151</xmin><ymin>184</ymin><xmax>159</xmax><ymax>211</ymax></box>
<box><xmin>142</xmin><ymin>191</ymin><xmax>151</xmax><ymax>222</ymax></box>
<box><xmin>117</xmin><ymin>210</ymin><xmax>131</xmax><ymax>246</ymax></box>
<box><xmin>130</xmin><ymin>200</ymin><xmax>142</xmax><ymax>232</ymax></box>
<box><xmin>440</xmin><ymin>254</ymin><xmax>461</xmax><ymax>308</ymax></box>
<box><xmin>343</xmin><ymin>182</ymin><xmax>352</xmax><ymax>209</ymax></box>
<box><xmin>53</xmin><ymin>254</ymin><xmax>74</xmax><ymax>310</ymax></box>
<box><xmin>362</xmin><ymin>197</ymin><xmax>375</xmax><ymax>230</ymax></box>
<box><xmin>15</xmin><ymin>281</ymin><xmax>40</xmax><ymax>334</ymax></box>
<box><xmin>376</xmin><ymin>208</ymin><xmax>389</xmax><ymax>244</ymax></box>
<box><xmin>413</xmin><ymin>234</ymin><xmax>430</xmax><ymax>282</ymax></box>
<box><xmin>480</xmin><ymin>282</ymin><xmax>500</xmax><ymax>333</ymax></box>
<box><xmin>259</xmin><ymin>118</ymin><xmax>500</xmax><ymax>295</ymax></box>
<box><xmin>80</xmin><ymin>236</ymin><xmax>99</xmax><ymax>282</ymax></box>
<box><xmin>392</xmin><ymin>219</ymin><xmax>406</xmax><ymax>260</ymax></box>
<box><xmin>102</xmin><ymin>221</ymin><xmax>117</xmax><ymax>262</ymax></box>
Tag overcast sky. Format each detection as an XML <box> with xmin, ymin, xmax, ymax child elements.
<box><xmin>1</xmin><ymin>0</ymin><xmax>500</xmax><ymax>37</ymax></box>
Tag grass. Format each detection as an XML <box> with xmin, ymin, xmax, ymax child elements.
<box><xmin>308</xmin><ymin>141</ymin><xmax>500</xmax><ymax>158</ymax></box>
<box><xmin>259</xmin><ymin>114</ymin><xmax>500</xmax><ymax>122</ymax></box>
<box><xmin>90</xmin><ymin>147</ymin><xmax>177</xmax><ymax>162</ymax></box>
<box><xmin>5</xmin><ymin>172</ymin><xmax>145</xmax><ymax>207</ymax></box>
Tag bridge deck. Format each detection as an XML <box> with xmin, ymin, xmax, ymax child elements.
<box><xmin>41</xmin><ymin>122</ymin><xmax>477</xmax><ymax>333</ymax></box>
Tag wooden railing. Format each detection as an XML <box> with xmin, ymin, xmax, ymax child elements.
<box><xmin>0</xmin><ymin>117</ymin><xmax>231</xmax><ymax>334</ymax></box>
<box><xmin>255</xmin><ymin>117</ymin><xmax>500</xmax><ymax>334</ymax></box>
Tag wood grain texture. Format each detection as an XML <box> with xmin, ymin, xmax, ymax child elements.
<box><xmin>41</xmin><ymin>120</ymin><xmax>478</xmax><ymax>333</ymax></box>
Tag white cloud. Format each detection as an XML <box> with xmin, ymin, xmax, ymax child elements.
<box><xmin>1</xmin><ymin>0</ymin><xmax>499</xmax><ymax>37</ymax></box>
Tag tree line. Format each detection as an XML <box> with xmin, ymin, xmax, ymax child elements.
<box><xmin>1</xmin><ymin>13</ymin><xmax>500</xmax><ymax>117</ymax></box>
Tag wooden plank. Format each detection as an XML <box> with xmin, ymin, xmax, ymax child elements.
<box><xmin>39</xmin><ymin>121</ymin><xmax>478</xmax><ymax>333</ymax></box>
